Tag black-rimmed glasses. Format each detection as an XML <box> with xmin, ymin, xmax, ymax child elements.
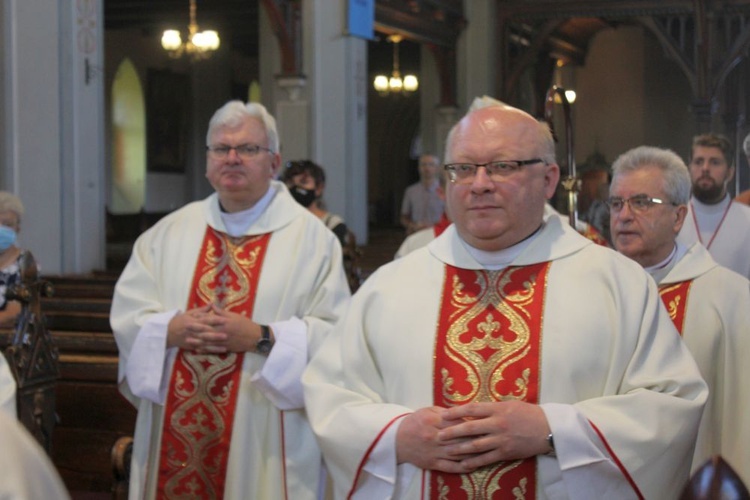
<box><xmin>206</xmin><ymin>144</ymin><xmax>273</xmax><ymax>160</ymax></box>
<box><xmin>444</xmin><ymin>159</ymin><xmax>545</xmax><ymax>183</ymax></box>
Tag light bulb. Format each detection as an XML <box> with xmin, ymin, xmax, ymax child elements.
<box><xmin>403</xmin><ymin>75</ymin><xmax>418</xmax><ymax>92</ymax></box>
<box><xmin>373</xmin><ymin>75</ymin><xmax>389</xmax><ymax>92</ymax></box>
<box><xmin>389</xmin><ymin>75</ymin><xmax>403</xmax><ymax>91</ymax></box>
<box><xmin>161</xmin><ymin>30</ymin><xmax>182</xmax><ymax>51</ymax></box>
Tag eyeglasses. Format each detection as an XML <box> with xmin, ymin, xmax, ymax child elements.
<box><xmin>206</xmin><ymin>144</ymin><xmax>274</xmax><ymax>160</ymax></box>
<box><xmin>444</xmin><ymin>159</ymin><xmax>545</xmax><ymax>184</ymax></box>
<box><xmin>606</xmin><ymin>195</ymin><xmax>678</xmax><ymax>213</ymax></box>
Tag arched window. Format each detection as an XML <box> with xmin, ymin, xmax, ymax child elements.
<box><xmin>110</xmin><ymin>58</ymin><xmax>145</xmax><ymax>213</ymax></box>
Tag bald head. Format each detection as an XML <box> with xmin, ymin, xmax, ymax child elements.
<box><xmin>444</xmin><ymin>104</ymin><xmax>560</xmax><ymax>251</ymax></box>
<box><xmin>445</xmin><ymin>106</ymin><xmax>555</xmax><ymax>166</ymax></box>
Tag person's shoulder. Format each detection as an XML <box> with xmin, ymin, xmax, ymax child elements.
<box><xmin>699</xmin><ymin>262</ymin><xmax>750</xmax><ymax>290</ymax></box>
<box><xmin>146</xmin><ymin>200</ymin><xmax>204</xmax><ymax>231</ymax></box>
<box><xmin>323</xmin><ymin>212</ymin><xmax>345</xmax><ymax>229</ymax></box>
<box><xmin>730</xmin><ymin>199</ymin><xmax>750</xmax><ymax>218</ymax></box>
<box><xmin>394</xmin><ymin>227</ymin><xmax>435</xmax><ymax>259</ymax></box>
<box><xmin>734</xmin><ymin>190</ymin><xmax>750</xmax><ymax>206</ymax></box>
<box><xmin>404</xmin><ymin>182</ymin><xmax>422</xmax><ymax>194</ymax></box>
<box><xmin>567</xmin><ymin>238</ymin><xmax>650</xmax><ymax>281</ymax></box>
<box><xmin>366</xmin><ymin>244</ymin><xmax>439</xmax><ymax>289</ymax></box>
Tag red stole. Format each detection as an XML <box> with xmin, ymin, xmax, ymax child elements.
<box><xmin>431</xmin><ymin>262</ymin><xmax>550</xmax><ymax>499</ymax></box>
<box><xmin>156</xmin><ymin>228</ymin><xmax>271</xmax><ymax>499</ymax></box>
<box><xmin>658</xmin><ymin>281</ymin><xmax>693</xmax><ymax>335</ymax></box>
<box><xmin>433</xmin><ymin>213</ymin><xmax>451</xmax><ymax>237</ymax></box>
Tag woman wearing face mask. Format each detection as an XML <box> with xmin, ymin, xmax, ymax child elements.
<box><xmin>282</xmin><ymin>160</ymin><xmax>349</xmax><ymax>246</ymax></box>
<box><xmin>282</xmin><ymin>161</ymin><xmax>362</xmax><ymax>292</ymax></box>
<box><xmin>0</xmin><ymin>192</ymin><xmax>24</xmax><ymax>327</ymax></box>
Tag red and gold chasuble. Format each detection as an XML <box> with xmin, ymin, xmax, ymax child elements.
<box><xmin>658</xmin><ymin>281</ymin><xmax>693</xmax><ymax>335</ymax></box>
<box><xmin>156</xmin><ymin>228</ymin><xmax>271</xmax><ymax>499</ymax></box>
<box><xmin>432</xmin><ymin>262</ymin><xmax>550</xmax><ymax>499</ymax></box>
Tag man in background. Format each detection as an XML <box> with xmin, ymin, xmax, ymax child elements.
<box><xmin>610</xmin><ymin>145</ymin><xmax>750</xmax><ymax>485</ymax></box>
<box><xmin>400</xmin><ymin>153</ymin><xmax>445</xmax><ymax>234</ymax></box>
<box><xmin>395</xmin><ymin>172</ymin><xmax>450</xmax><ymax>259</ymax></box>
<box><xmin>677</xmin><ymin>133</ymin><xmax>750</xmax><ymax>279</ymax></box>
<box><xmin>111</xmin><ymin>100</ymin><xmax>350</xmax><ymax>499</ymax></box>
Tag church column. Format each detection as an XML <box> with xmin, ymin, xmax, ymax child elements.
<box><xmin>276</xmin><ymin>77</ymin><xmax>309</xmax><ymax>163</ymax></box>
<box><xmin>304</xmin><ymin>0</ymin><xmax>368</xmax><ymax>243</ymax></box>
<box><xmin>419</xmin><ymin>0</ymin><xmax>494</xmax><ymax>157</ymax></box>
<box><xmin>435</xmin><ymin>106</ymin><xmax>459</xmax><ymax>162</ymax></box>
<box><xmin>457</xmin><ymin>0</ymin><xmax>497</xmax><ymax>108</ymax></box>
<box><xmin>260</xmin><ymin>0</ymin><xmax>368</xmax><ymax>243</ymax></box>
<box><xmin>2</xmin><ymin>0</ymin><xmax>105</xmax><ymax>274</ymax></box>
<box><xmin>61</xmin><ymin>0</ymin><xmax>106</xmax><ymax>272</ymax></box>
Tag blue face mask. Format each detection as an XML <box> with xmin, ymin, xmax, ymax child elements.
<box><xmin>0</xmin><ymin>226</ymin><xmax>17</xmax><ymax>251</ymax></box>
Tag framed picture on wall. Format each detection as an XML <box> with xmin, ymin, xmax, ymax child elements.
<box><xmin>146</xmin><ymin>69</ymin><xmax>189</xmax><ymax>173</ymax></box>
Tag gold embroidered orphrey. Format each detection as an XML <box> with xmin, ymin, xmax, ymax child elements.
<box><xmin>431</xmin><ymin>262</ymin><xmax>550</xmax><ymax>499</ymax></box>
<box><xmin>156</xmin><ymin>228</ymin><xmax>271</xmax><ymax>499</ymax></box>
<box><xmin>658</xmin><ymin>280</ymin><xmax>693</xmax><ymax>335</ymax></box>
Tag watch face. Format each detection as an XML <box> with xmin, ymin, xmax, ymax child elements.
<box><xmin>256</xmin><ymin>338</ymin><xmax>272</xmax><ymax>355</ymax></box>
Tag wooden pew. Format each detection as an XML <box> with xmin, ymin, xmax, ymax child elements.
<box><xmin>1</xmin><ymin>272</ymin><xmax>136</xmax><ymax>497</ymax></box>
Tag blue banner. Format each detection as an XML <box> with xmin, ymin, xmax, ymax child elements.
<box><xmin>348</xmin><ymin>0</ymin><xmax>375</xmax><ymax>40</ymax></box>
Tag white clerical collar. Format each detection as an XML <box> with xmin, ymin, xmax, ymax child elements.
<box><xmin>220</xmin><ymin>184</ymin><xmax>277</xmax><ymax>237</ymax></box>
<box><xmin>645</xmin><ymin>242</ymin><xmax>687</xmax><ymax>283</ymax></box>
<box><xmin>692</xmin><ymin>194</ymin><xmax>730</xmax><ymax>214</ymax></box>
<box><xmin>461</xmin><ymin>223</ymin><xmax>544</xmax><ymax>270</ymax></box>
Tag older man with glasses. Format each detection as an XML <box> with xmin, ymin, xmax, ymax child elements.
<box><xmin>610</xmin><ymin>144</ymin><xmax>750</xmax><ymax>486</ymax></box>
<box><xmin>111</xmin><ymin>100</ymin><xmax>350</xmax><ymax>499</ymax></box>
<box><xmin>304</xmin><ymin>101</ymin><xmax>706</xmax><ymax>499</ymax></box>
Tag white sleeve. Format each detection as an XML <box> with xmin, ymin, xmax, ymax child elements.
<box><xmin>541</xmin><ymin>403</ymin><xmax>638</xmax><ymax>498</ymax></box>
<box><xmin>125</xmin><ymin>309</ymin><xmax>179</xmax><ymax>405</ymax></box>
<box><xmin>250</xmin><ymin>316</ymin><xmax>308</xmax><ymax>410</ymax></box>
<box><xmin>352</xmin><ymin>416</ymin><xmax>418</xmax><ymax>500</ymax></box>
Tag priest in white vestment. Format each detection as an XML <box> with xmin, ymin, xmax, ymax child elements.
<box><xmin>677</xmin><ymin>133</ymin><xmax>750</xmax><ymax>280</ymax></box>
<box><xmin>0</xmin><ymin>410</ymin><xmax>70</xmax><ymax>499</ymax></box>
<box><xmin>610</xmin><ymin>145</ymin><xmax>750</xmax><ymax>487</ymax></box>
<box><xmin>0</xmin><ymin>353</ymin><xmax>16</xmax><ymax>417</ymax></box>
<box><xmin>304</xmin><ymin>103</ymin><xmax>707</xmax><ymax>499</ymax></box>
<box><xmin>111</xmin><ymin>101</ymin><xmax>350</xmax><ymax>499</ymax></box>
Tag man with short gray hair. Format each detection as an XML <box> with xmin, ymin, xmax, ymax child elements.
<box><xmin>111</xmin><ymin>100</ymin><xmax>350</xmax><ymax>499</ymax></box>
<box><xmin>610</xmin><ymin>145</ymin><xmax>750</xmax><ymax>485</ymax></box>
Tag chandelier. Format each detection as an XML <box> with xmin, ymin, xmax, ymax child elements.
<box><xmin>161</xmin><ymin>0</ymin><xmax>220</xmax><ymax>61</ymax></box>
<box><xmin>373</xmin><ymin>35</ymin><xmax>418</xmax><ymax>96</ymax></box>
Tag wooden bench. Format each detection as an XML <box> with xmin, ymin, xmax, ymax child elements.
<box><xmin>1</xmin><ymin>272</ymin><xmax>136</xmax><ymax>498</ymax></box>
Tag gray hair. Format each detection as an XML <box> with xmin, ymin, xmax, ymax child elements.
<box><xmin>611</xmin><ymin>146</ymin><xmax>691</xmax><ymax>205</ymax></box>
<box><xmin>0</xmin><ymin>192</ymin><xmax>24</xmax><ymax>220</ymax></box>
<box><xmin>206</xmin><ymin>100</ymin><xmax>280</xmax><ymax>153</ymax></box>
<box><xmin>743</xmin><ymin>132</ymin><xmax>750</xmax><ymax>157</ymax></box>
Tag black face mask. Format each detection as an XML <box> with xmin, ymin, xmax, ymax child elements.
<box><xmin>290</xmin><ymin>186</ymin><xmax>317</xmax><ymax>207</ymax></box>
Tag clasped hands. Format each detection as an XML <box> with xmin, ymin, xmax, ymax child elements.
<box><xmin>395</xmin><ymin>400</ymin><xmax>552</xmax><ymax>474</ymax></box>
<box><xmin>166</xmin><ymin>303</ymin><xmax>261</xmax><ymax>354</ymax></box>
